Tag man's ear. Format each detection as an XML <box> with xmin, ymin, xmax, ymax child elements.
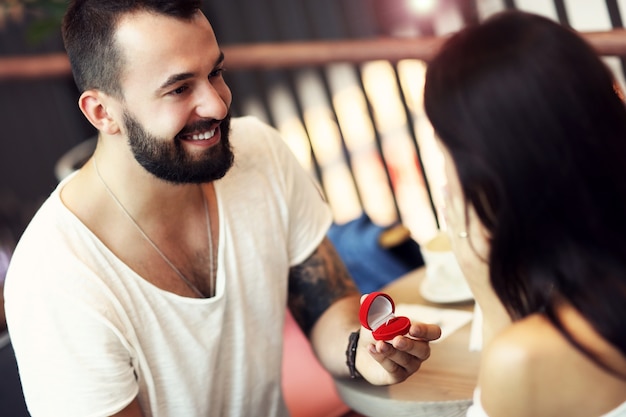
<box><xmin>78</xmin><ymin>90</ymin><xmax>121</xmax><ymax>135</ymax></box>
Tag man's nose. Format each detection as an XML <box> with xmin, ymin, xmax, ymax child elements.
<box><xmin>195</xmin><ymin>82</ymin><xmax>229</xmax><ymax>120</ymax></box>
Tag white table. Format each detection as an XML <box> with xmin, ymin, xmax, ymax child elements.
<box><xmin>335</xmin><ymin>267</ymin><xmax>480</xmax><ymax>417</ymax></box>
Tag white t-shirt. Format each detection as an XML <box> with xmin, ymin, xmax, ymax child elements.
<box><xmin>467</xmin><ymin>387</ymin><xmax>626</xmax><ymax>417</ymax></box>
<box><xmin>5</xmin><ymin>116</ymin><xmax>333</xmax><ymax>417</ymax></box>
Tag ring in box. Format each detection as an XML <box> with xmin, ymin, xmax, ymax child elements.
<box><xmin>359</xmin><ymin>292</ymin><xmax>411</xmax><ymax>341</ymax></box>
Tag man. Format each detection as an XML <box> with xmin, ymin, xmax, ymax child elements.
<box><xmin>4</xmin><ymin>1</ymin><xmax>441</xmax><ymax>416</ymax></box>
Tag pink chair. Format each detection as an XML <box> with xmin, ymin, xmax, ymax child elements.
<box><xmin>282</xmin><ymin>310</ymin><xmax>357</xmax><ymax>417</ymax></box>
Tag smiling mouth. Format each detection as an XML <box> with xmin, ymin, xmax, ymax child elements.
<box><xmin>180</xmin><ymin>128</ymin><xmax>217</xmax><ymax>141</ymax></box>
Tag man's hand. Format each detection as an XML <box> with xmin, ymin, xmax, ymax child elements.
<box><xmin>356</xmin><ymin>321</ymin><xmax>442</xmax><ymax>385</ymax></box>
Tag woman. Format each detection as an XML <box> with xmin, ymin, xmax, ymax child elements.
<box><xmin>424</xmin><ymin>10</ymin><xmax>626</xmax><ymax>417</ymax></box>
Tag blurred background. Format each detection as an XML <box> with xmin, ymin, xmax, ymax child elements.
<box><xmin>2</xmin><ymin>1</ymin><xmax>626</xmax><ymax>416</ymax></box>
<box><xmin>2</xmin><ymin>0</ymin><xmax>626</xmax><ymax>245</ymax></box>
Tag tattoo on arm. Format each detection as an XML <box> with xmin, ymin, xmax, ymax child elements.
<box><xmin>288</xmin><ymin>237</ymin><xmax>359</xmax><ymax>335</ymax></box>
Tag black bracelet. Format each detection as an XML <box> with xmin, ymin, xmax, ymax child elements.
<box><xmin>345</xmin><ymin>330</ymin><xmax>361</xmax><ymax>379</ymax></box>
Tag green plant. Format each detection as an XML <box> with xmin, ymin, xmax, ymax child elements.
<box><xmin>1</xmin><ymin>0</ymin><xmax>66</xmax><ymax>43</ymax></box>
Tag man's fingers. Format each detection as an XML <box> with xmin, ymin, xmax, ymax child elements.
<box><xmin>368</xmin><ymin>338</ymin><xmax>429</xmax><ymax>376</ymax></box>
<box><xmin>408</xmin><ymin>322</ymin><xmax>442</xmax><ymax>341</ymax></box>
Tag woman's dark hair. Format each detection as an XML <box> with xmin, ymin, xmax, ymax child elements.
<box><xmin>424</xmin><ymin>10</ymin><xmax>626</xmax><ymax>367</ymax></box>
<box><xmin>61</xmin><ymin>0</ymin><xmax>202</xmax><ymax>96</ymax></box>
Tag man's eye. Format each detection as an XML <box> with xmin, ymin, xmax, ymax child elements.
<box><xmin>209</xmin><ymin>68</ymin><xmax>225</xmax><ymax>79</ymax></box>
<box><xmin>171</xmin><ymin>85</ymin><xmax>188</xmax><ymax>95</ymax></box>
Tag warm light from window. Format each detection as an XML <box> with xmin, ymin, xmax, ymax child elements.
<box><xmin>408</xmin><ymin>0</ymin><xmax>437</xmax><ymax>15</ymax></box>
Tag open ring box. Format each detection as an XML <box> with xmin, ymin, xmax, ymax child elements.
<box><xmin>359</xmin><ymin>292</ymin><xmax>411</xmax><ymax>341</ymax></box>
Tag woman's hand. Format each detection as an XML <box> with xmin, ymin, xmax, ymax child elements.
<box><xmin>440</xmin><ymin>184</ymin><xmax>490</xmax><ymax>292</ymax></box>
<box><xmin>441</xmin><ymin>184</ymin><xmax>511</xmax><ymax>345</ymax></box>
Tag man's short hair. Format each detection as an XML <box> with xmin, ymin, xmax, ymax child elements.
<box><xmin>62</xmin><ymin>0</ymin><xmax>201</xmax><ymax>97</ymax></box>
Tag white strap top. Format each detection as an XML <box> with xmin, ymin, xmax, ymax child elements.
<box><xmin>467</xmin><ymin>387</ymin><xmax>626</xmax><ymax>417</ymax></box>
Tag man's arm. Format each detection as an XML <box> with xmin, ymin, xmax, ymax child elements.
<box><xmin>288</xmin><ymin>237</ymin><xmax>441</xmax><ymax>385</ymax></box>
<box><xmin>110</xmin><ymin>398</ymin><xmax>144</xmax><ymax>417</ymax></box>
<box><xmin>287</xmin><ymin>236</ymin><xmax>360</xmax><ymax>337</ymax></box>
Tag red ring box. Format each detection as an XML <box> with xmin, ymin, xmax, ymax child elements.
<box><xmin>359</xmin><ymin>292</ymin><xmax>411</xmax><ymax>341</ymax></box>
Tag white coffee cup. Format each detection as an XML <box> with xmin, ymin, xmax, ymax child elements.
<box><xmin>419</xmin><ymin>231</ymin><xmax>473</xmax><ymax>303</ymax></box>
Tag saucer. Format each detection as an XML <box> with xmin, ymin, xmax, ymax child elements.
<box><xmin>419</xmin><ymin>274</ymin><xmax>474</xmax><ymax>304</ymax></box>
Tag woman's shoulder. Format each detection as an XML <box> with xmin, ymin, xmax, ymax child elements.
<box><xmin>479</xmin><ymin>313</ymin><xmax>626</xmax><ymax>417</ymax></box>
<box><xmin>478</xmin><ymin>315</ymin><xmax>555</xmax><ymax>414</ymax></box>
<box><xmin>483</xmin><ymin>314</ymin><xmax>560</xmax><ymax>362</ymax></box>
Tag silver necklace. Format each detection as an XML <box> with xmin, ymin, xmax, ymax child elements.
<box><xmin>93</xmin><ymin>157</ymin><xmax>213</xmax><ymax>298</ymax></box>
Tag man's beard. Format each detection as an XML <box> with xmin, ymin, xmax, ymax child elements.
<box><xmin>124</xmin><ymin>111</ymin><xmax>234</xmax><ymax>184</ymax></box>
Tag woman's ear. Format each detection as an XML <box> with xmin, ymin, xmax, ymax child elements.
<box><xmin>78</xmin><ymin>90</ymin><xmax>121</xmax><ymax>135</ymax></box>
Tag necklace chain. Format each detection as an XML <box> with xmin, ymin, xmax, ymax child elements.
<box><xmin>93</xmin><ymin>158</ymin><xmax>213</xmax><ymax>298</ymax></box>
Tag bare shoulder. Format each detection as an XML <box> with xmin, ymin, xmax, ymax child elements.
<box><xmin>479</xmin><ymin>314</ymin><xmax>626</xmax><ymax>417</ymax></box>
<box><xmin>478</xmin><ymin>315</ymin><xmax>553</xmax><ymax>417</ymax></box>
